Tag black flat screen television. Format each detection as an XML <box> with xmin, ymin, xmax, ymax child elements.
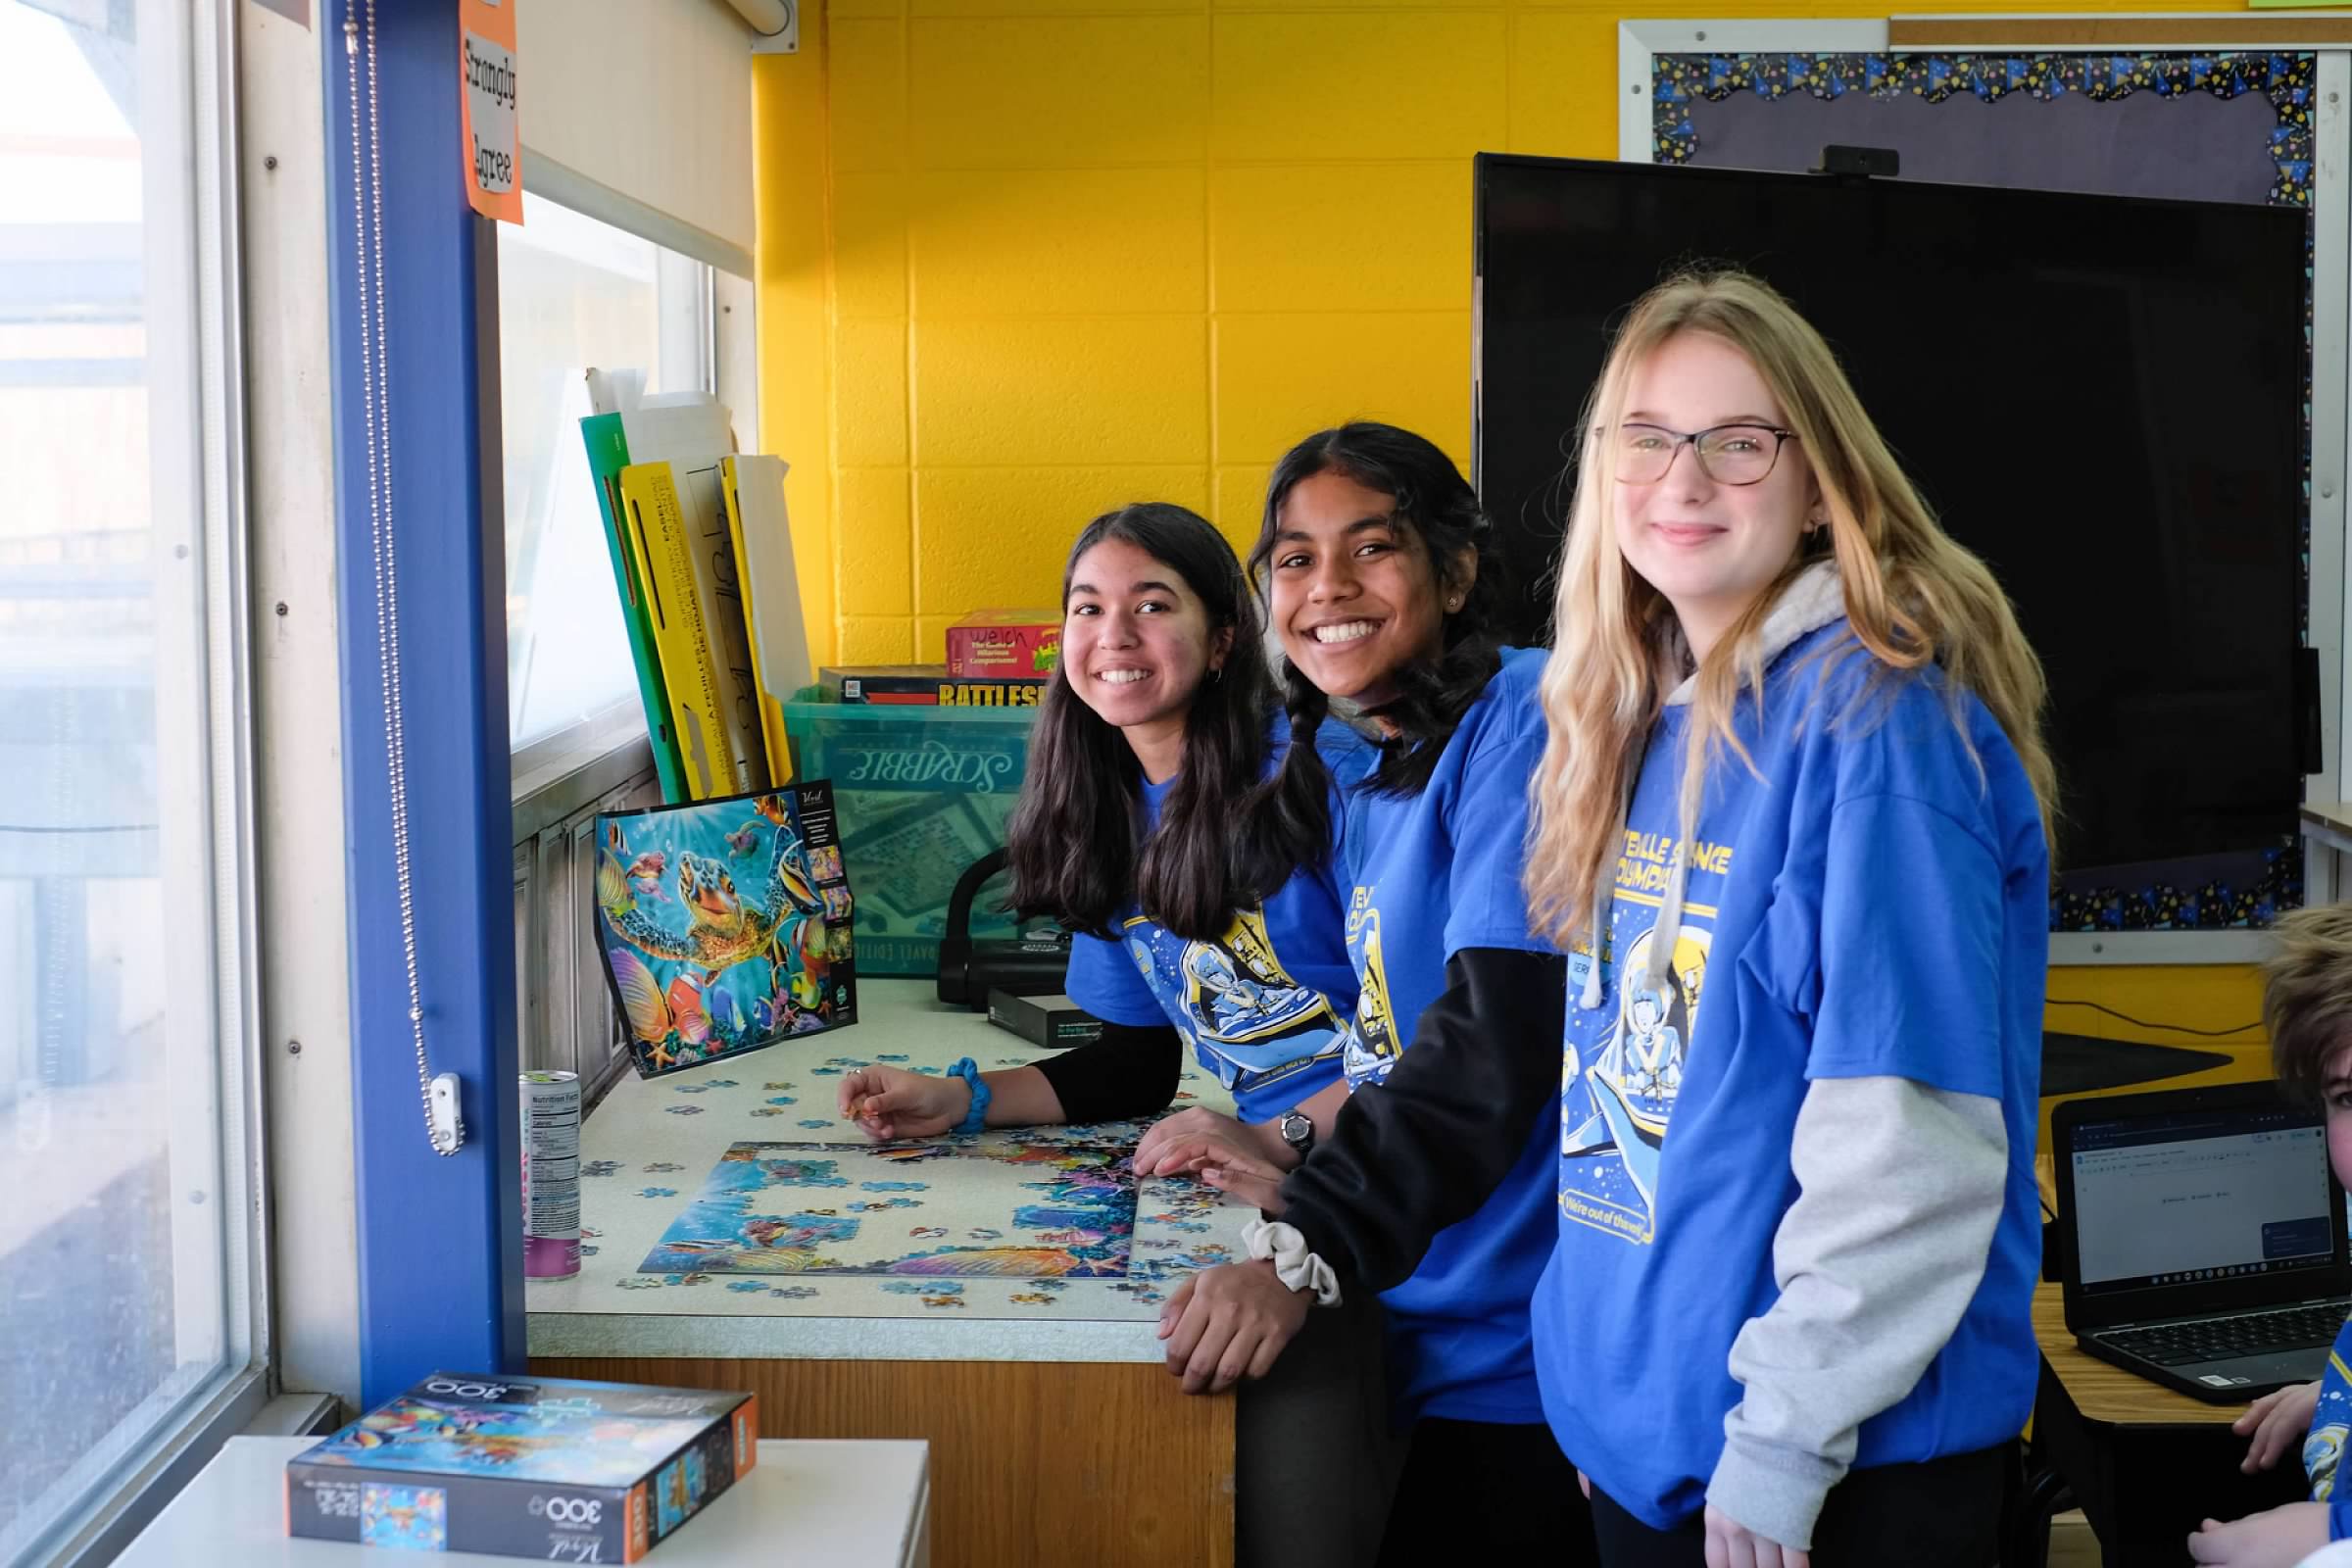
<box><xmin>1473</xmin><ymin>152</ymin><xmax>2312</xmax><ymax>890</ymax></box>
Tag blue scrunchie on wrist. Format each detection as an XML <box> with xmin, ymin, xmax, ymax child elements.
<box><xmin>948</xmin><ymin>1056</ymin><xmax>990</xmax><ymax>1136</ymax></box>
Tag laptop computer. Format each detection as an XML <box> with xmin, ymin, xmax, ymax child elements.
<box><xmin>2052</xmin><ymin>1080</ymin><xmax>2352</xmax><ymax>1403</ymax></box>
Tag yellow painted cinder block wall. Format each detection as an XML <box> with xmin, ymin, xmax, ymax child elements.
<box><xmin>754</xmin><ymin>0</ymin><xmax>2278</xmax><ymax>1040</ymax></box>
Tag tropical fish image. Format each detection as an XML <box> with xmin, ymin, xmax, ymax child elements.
<box><xmin>627</xmin><ymin>851</ymin><xmax>669</xmax><ymax>902</ymax></box>
<box><xmin>596</xmin><ymin>784</ymin><xmax>859</xmax><ymax>1077</ymax></box>
<box><xmin>639</xmin><ymin>1139</ymin><xmax>1141</xmax><ymax>1278</ymax></box>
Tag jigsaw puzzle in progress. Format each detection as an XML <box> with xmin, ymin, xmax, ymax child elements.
<box><xmin>640</xmin><ymin>1138</ymin><xmax>1203</xmax><ymax>1277</ymax></box>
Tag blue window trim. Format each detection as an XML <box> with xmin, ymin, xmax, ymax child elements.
<box><xmin>321</xmin><ymin>0</ymin><xmax>523</xmax><ymax>1407</ymax></box>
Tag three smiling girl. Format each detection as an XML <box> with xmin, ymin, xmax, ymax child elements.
<box><xmin>842</xmin><ymin>269</ymin><xmax>2052</xmax><ymax>1568</ymax></box>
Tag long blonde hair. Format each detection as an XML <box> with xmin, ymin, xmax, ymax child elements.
<box><xmin>1525</xmin><ymin>270</ymin><xmax>2055</xmax><ymax>948</ymax></box>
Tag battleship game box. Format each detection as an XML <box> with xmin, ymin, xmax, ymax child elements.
<box><xmin>285</xmin><ymin>1372</ymin><xmax>758</xmax><ymax>1561</ymax></box>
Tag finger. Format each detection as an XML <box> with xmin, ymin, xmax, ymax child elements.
<box><xmin>1186</xmin><ymin>1316</ymin><xmax>1237</xmax><ymax>1396</ymax></box>
<box><xmin>1246</xmin><ymin>1331</ymin><xmax>1286</xmax><ymax>1383</ymax></box>
<box><xmin>1162</xmin><ymin>1296</ymin><xmax>1211</xmax><ymax>1378</ymax></box>
<box><xmin>1213</xmin><ymin>1149</ymin><xmax>1287</xmax><ymax>1182</ymax></box>
<box><xmin>1145</xmin><ymin>1137</ymin><xmax>1222</xmax><ymax>1176</ymax></box>
<box><xmin>2247</xmin><ymin>1417</ymin><xmax>2287</xmax><ymax>1471</ymax></box>
<box><xmin>835</xmin><ymin>1074</ymin><xmax>864</xmax><ymax>1115</ymax></box>
<box><xmin>1202</xmin><ymin>1165</ymin><xmax>1285</xmax><ymax>1212</ymax></box>
<box><xmin>1133</xmin><ymin>1122</ymin><xmax>1178</xmax><ymax>1168</ymax></box>
<box><xmin>1703</xmin><ymin>1530</ymin><xmax>1730</xmax><ymax>1568</ymax></box>
<box><xmin>1156</xmin><ymin>1277</ymin><xmax>1197</xmax><ymax>1340</ymax></box>
<box><xmin>1786</xmin><ymin>1548</ymin><xmax>1810</xmax><ymax>1568</ymax></box>
<box><xmin>1725</xmin><ymin>1532</ymin><xmax>1758</xmax><ymax>1568</ymax></box>
<box><xmin>1578</xmin><ymin>1470</ymin><xmax>1592</xmax><ymax>1500</ymax></box>
<box><xmin>1212</xmin><ymin>1326</ymin><xmax>1255</xmax><ymax>1393</ymax></box>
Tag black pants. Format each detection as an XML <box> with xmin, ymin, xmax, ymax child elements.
<box><xmin>1375</xmin><ymin>1417</ymin><xmax>1600</xmax><ymax>1568</ymax></box>
<box><xmin>1588</xmin><ymin>1444</ymin><xmax>2009</xmax><ymax>1568</ymax></box>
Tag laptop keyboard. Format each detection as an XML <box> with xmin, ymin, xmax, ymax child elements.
<box><xmin>2101</xmin><ymin>1302</ymin><xmax>2348</xmax><ymax>1366</ymax></box>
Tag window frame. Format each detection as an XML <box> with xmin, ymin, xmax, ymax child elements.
<box><xmin>20</xmin><ymin>0</ymin><xmax>271</xmax><ymax>1559</ymax></box>
<box><xmin>494</xmin><ymin>183</ymin><xmax>757</xmax><ymax>773</ymax></box>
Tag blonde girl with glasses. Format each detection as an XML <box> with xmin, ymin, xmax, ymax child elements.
<box><xmin>1522</xmin><ymin>270</ymin><xmax>2055</xmax><ymax>1567</ymax></box>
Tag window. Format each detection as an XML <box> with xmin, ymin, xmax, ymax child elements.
<box><xmin>497</xmin><ymin>193</ymin><xmax>721</xmax><ymax>754</ymax></box>
<box><xmin>0</xmin><ymin>0</ymin><xmax>261</xmax><ymax>1561</ymax></box>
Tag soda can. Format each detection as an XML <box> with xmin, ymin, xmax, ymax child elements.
<box><xmin>520</xmin><ymin>1070</ymin><xmax>581</xmax><ymax>1279</ymax></box>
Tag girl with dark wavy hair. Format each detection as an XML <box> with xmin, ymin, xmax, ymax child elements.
<box><xmin>835</xmin><ymin>502</ymin><xmax>1395</xmax><ymax>1566</ymax></box>
<box><xmin>1151</xmin><ymin>423</ymin><xmax>1596</xmax><ymax>1566</ymax></box>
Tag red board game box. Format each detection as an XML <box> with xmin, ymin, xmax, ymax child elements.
<box><xmin>945</xmin><ymin>609</ymin><xmax>1060</xmax><ymax>679</ymax></box>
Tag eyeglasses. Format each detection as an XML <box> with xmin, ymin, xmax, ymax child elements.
<box><xmin>1611</xmin><ymin>422</ymin><xmax>1797</xmax><ymax>487</ymax></box>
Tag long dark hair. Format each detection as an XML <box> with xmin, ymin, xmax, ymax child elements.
<box><xmin>1004</xmin><ymin>504</ymin><xmax>1278</xmax><ymax>941</ymax></box>
<box><xmin>1240</xmin><ymin>423</ymin><xmax>1505</xmax><ymax>880</ymax></box>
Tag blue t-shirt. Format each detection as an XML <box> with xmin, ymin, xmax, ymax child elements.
<box><xmin>2306</xmin><ymin>1317</ymin><xmax>2352</xmax><ymax>1539</ymax></box>
<box><xmin>1339</xmin><ymin>647</ymin><xmax>1559</xmax><ymax>1426</ymax></box>
<box><xmin>1063</xmin><ymin>717</ymin><xmax>1372</xmax><ymax>1125</ymax></box>
<box><xmin>1535</xmin><ymin>621</ymin><xmax>2049</xmax><ymax>1529</ymax></box>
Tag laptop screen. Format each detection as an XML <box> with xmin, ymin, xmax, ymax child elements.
<box><xmin>2069</xmin><ymin>1102</ymin><xmax>2334</xmax><ymax>1298</ymax></box>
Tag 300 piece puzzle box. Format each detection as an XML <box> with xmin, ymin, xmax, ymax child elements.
<box><xmin>285</xmin><ymin>1372</ymin><xmax>757</xmax><ymax>1562</ymax></box>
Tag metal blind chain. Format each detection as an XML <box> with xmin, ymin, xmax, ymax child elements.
<box><xmin>345</xmin><ymin>1</ymin><xmax>463</xmax><ymax>1155</ymax></box>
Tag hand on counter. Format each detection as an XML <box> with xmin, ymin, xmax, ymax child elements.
<box><xmin>839</xmin><ymin>1065</ymin><xmax>968</xmax><ymax>1141</ymax></box>
<box><xmin>1155</xmin><ymin>1259</ymin><xmax>1311</xmax><ymax>1395</ymax></box>
<box><xmin>2235</xmin><ymin>1381</ymin><xmax>2321</xmax><ymax>1473</ymax></box>
<box><xmin>1133</xmin><ymin>1106</ymin><xmax>1291</xmax><ymax>1179</ymax></box>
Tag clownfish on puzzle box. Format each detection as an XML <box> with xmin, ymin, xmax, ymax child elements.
<box><xmin>284</xmin><ymin>1372</ymin><xmax>757</xmax><ymax>1561</ymax></box>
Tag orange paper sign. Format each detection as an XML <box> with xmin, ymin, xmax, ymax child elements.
<box><xmin>459</xmin><ymin>0</ymin><xmax>521</xmax><ymax>223</ymax></box>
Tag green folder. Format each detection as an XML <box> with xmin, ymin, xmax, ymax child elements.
<box><xmin>582</xmin><ymin>412</ymin><xmax>688</xmax><ymax>801</ymax></box>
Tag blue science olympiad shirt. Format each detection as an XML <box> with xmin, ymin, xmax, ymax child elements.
<box><xmin>1536</xmin><ymin>620</ymin><xmax>2048</xmax><ymax>1528</ymax></box>
<box><xmin>1063</xmin><ymin>716</ymin><xmax>1373</xmax><ymax>1125</ymax></box>
<box><xmin>1339</xmin><ymin>647</ymin><xmax>1559</xmax><ymax>1426</ymax></box>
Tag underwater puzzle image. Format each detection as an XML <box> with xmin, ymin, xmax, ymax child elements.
<box><xmin>640</xmin><ymin>1138</ymin><xmax>1153</xmax><ymax>1277</ymax></box>
<box><xmin>304</xmin><ymin>1394</ymin><xmax>715</xmax><ymax>1488</ymax></box>
<box><xmin>595</xmin><ymin>781</ymin><xmax>858</xmax><ymax>1077</ymax></box>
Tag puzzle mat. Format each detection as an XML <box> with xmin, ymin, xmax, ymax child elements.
<box><xmin>641</xmin><ymin>1138</ymin><xmax>1157</xmax><ymax>1277</ymax></box>
<box><xmin>529</xmin><ymin>1019</ymin><xmax>1252</xmax><ymax>1319</ymax></box>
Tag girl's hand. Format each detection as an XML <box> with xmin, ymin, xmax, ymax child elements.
<box><xmin>1199</xmin><ymin>1150</ymin><xmax>1290</xmax><ymax>1214</ymax></box>
<box><xmin>1134</xmin><ymin>1106</ymin><xmax>1286</xmax><ymax>1177</ymax></box>
<box><xmin>836</xmin><ymin>1065</ymin><xmax>968</xmax><ymax>1141</ymax></box>
<box><xmin>2187</xmin><ymin>1503</ymin><xmax>2330</xmax><ymax>1566</ymax></box>
<box><xmin>2233</xmin><ymin>1381</ymin><xmax>2321</xmax><ymax>1473</ymax></box>
<box><xmin>1154</xmin><ymin>1260</ymin><xmax>1311</xmax><ymax>1394</ymax></box>
<box><xmin>1703</xmin><ymin>1505</ymin><xmax>1810</xmax><ymax>1568</ymax></box>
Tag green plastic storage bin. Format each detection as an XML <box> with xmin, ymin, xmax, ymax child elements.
<box><xmin>782</xmin><ymin>691</ymin><xmax>1040</xmax><ymax>976</ymax></box>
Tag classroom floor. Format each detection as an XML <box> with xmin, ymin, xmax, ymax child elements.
<box><xmin>2050</xmin><ymin>1512</ymin><xmax>2099</xmax><ymax>1565</ymax></box>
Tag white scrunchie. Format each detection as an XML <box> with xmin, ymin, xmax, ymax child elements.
<box><xmin>1241</xmin><ymin>1217</ymin><xmax>1343</xmax><ymax>1307</ymax></box>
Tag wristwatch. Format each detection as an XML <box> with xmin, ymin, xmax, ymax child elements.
<box><xmin>1278</xmin><ymin>1109</ymin><xmax>1315</xmax><ymax>1159</ymax></box>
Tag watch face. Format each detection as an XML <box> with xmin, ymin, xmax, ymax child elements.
<box><xmin>1281</xmin><ymin>1112</ymin><xmax>1311</xmax><ymax>1147</ymax></box>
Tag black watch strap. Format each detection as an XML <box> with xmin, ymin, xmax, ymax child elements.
<box><xmin>1279</xmin><ymin>1109</ymin><xmax>1314</xmax><ymax>1156</ymax></box>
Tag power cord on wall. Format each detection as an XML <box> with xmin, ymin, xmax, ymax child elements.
<box><xmin>2046</xmin><ymin>999</ymin><xmax>2263</xmax><ymax>1039</ymax></box>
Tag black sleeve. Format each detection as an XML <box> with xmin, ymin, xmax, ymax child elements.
<box><xmin>1276</xmin><ymin>947</ymin><xmax>1566</xmax><ymax>1293</ymax></box>
<box><xmin>1030</xmin><ymin>1019</ymin><xmax>1184</xmax><ymax>1125</ymax></box>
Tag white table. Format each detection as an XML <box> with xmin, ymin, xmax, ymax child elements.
<box><xmin>115</xmin><ymin>1435</ymin><xmax>929</xmax><ymax>1566</ymax></box>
